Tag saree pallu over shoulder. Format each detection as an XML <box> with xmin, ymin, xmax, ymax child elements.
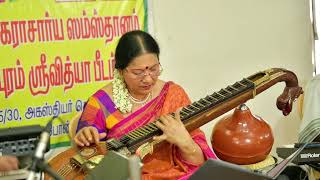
<box><xmin>107</xmin><ymin>82</ymin><xmax>171</xmax><ymax>139</ymax></box>
<box><xmin>77</xmin><ymin>82</ymin><xmax>173</xmax><ymax>137</ymax></box>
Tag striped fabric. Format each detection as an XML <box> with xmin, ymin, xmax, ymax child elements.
<box><xmin>77</xmin><ymin>81</ymin><xmax>217</xmax><ymax>180</ymax></box>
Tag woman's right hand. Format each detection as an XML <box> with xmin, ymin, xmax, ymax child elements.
<box><xmin>74</xmin><ymin>127</ymin><xmax>106</xmax><ymax>146</ymax></box>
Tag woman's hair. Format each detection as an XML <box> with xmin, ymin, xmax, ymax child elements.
<box><xmin>115</xmin><ymin>30</ymin><xmax>160</xmax><ymax>69</ymax></box>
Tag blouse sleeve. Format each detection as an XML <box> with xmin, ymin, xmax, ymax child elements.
<box><xmin>161</xmin><ymin>82</ymin><xmax>191</xmax><ymax>115</ymax></box>
<box><xmin>76</xmin><ymin>96</ymin><xmax>107</xmax><ymax>135</ymax></box>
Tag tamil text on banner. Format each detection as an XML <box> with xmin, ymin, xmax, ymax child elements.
<box><xmin>0</xmin><ymin>0</ymin><xmax>148</xmax><ymax>148</ymax></box>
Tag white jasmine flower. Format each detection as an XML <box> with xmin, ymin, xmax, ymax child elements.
<box><xmin>112</xmin><ymin>69</ymin><xmax>132</xmax><ymax>113</ymax></box>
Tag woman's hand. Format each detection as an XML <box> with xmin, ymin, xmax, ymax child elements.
<box><xmin>153</xmin><ymin>110</ymin><xmax>193</xmax><ymax>148</ymax></box>
<box><xmin>74</xmin><ymin>127</ymin><xmax>106</xmax><ymax>146</ymax></box>
<box><xmin>0</xmin><ymin>156</ymin><xmax>19</xmax><ymax>172</ymax></box>
<box><xmin>153</xmin><ymin>109</ymin><xmax>205</xmax><ymax>165</ymax></box>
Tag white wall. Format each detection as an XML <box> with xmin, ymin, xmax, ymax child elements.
<box><xmin>150</xmin><ymin>0</ymin><xmax>314</xmax><ymax>156</ymax></box>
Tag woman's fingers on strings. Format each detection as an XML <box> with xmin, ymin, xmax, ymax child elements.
<box><xmin>74</xmin><ymin>135</ymin><xmax>84</xmax><ymax>146</ymax></box>
<box><xmin>176</xmin><ymin>108</ymin><xmax>181</xmax><ymax>119</ymax></box>
<box><xmin>175</xmin><ymin>108</ymin><xmax>182</xmax><ymax>122</ymax></box>
<box><xmin>74</xmin><ymin>137</ymin><xmax>84</xmax><ymax>147</ymax></box>
<box><xmin>154</xmin><ymin>120</ymin><xmax>166</xmax><ymax>131</ymax></box>
<box><xmin>153</xmin><ymin>134</ymin><xmax>167</xmax><ymax>142</ymax></box>
<box><xmin>79</xmin><ymin>131</ymin><xmax>90</xmax><ymax>146</ymax></box>
<box><xmin>76</xmin><ymin>128</ymin><xmax>106</xmax><ymax>145</ymax></box>
<box><xmin>159</xmin><ymin>116</ymin><xmax>170</xmax><ymax>125</ymax></box>
<box><xmin>83</xmin><ymin>128</ymin><xmax>94</xmax><ymax>145</ymax></box>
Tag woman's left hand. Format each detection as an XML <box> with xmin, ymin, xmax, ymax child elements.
<box><xmin>153</xmin><ymin>109</ymin><xmax>194</xmax><ymax>148</ymax></box>
<box><xmin>153</xmin><ymin>109</ymin><xmax>205</xmax><ymax>165</ymax></box>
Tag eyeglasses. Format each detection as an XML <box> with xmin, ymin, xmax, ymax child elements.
<box><xmin>125</xmin><ymin>63</ymin><xmax>162</xmax><ymax>79</ymax></box>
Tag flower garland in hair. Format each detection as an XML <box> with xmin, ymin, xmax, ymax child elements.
<box><xmin>112</xmin><ymin>69</ymin><xmax>132</xmax><ymax>114</ymax></box>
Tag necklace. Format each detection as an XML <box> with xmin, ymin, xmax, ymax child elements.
<box><xmin>129</xmin><ymin>92</ymin><xmax>152</xmax><ymax>105</ymax></box>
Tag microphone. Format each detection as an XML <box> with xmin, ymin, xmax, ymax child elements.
<box><xmin>128</xmin><ymin>155</ymin><xmax>142</xmax><ymax>180</ymax></box>
<box><xmin>27</xmin><ymin>116</ymin><xmax>58</xmax><ymax>180</ymax></box>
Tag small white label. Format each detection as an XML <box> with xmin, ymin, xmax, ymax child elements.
<box><xmin>300</xmin><ymin>153</ymin><xmax>320</xmax><ymax>159</ymax></box>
